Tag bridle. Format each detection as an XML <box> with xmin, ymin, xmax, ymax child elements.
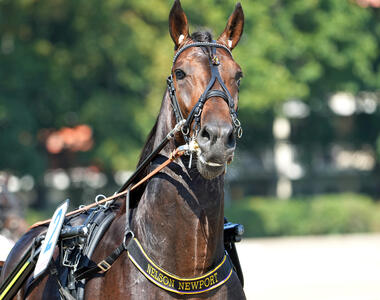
<box><xmin>167</xmin><ymin>41</ymin><xmax>243</xmax><ymax>141</ymax></box>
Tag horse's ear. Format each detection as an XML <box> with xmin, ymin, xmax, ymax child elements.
<box><xmin>169</xmin><ymin>0</ymin><xmax>190</xmax><ymax>49</ymax></box>
<box><xmin>217</xmin><ymin>3</ymin><xmax>244</xmax><ymax>50</ymax></box>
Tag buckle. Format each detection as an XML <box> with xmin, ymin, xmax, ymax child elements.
<box><xmin>212</xmin><ymin>55</ymin><xmax>220</xmax><ymax>65</ymax></box>
<box><xmin>98</xmin><ymin>260</ymin><xmax>111</xmax><ymax>272</ymax></box>
<box><xmin>123</xmin><ymin>231</ymin><xmax>135</xmax><ymax>249</ymax></box>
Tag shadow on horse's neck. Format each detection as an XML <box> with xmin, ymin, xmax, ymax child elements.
<box><xmin>132</xmin><ymin>91</ymin><xmax>225</xmax><ymax>277</ymax></box>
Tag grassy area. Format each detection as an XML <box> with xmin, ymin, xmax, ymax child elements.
<box><xmin>226</xmin><ymin>194</ymin><xmax>380</xmax><ymax>238</ymax></box>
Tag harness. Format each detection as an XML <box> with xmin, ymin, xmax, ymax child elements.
<box><xmin>73</xmin><ymin>190</ymin><xmax>236</xmax><ymax>295</ymax></box>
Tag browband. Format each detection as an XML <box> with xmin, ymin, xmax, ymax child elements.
<box><xmin>172</xmin><ymin>41</ymin><xmax>233</xmax><ymax>64</ymax></box>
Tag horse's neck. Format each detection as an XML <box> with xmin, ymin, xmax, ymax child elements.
<box><xmin>133</xmin><ymin>92</ymin><xmax>225</xmax><ymax>277</ymax></box>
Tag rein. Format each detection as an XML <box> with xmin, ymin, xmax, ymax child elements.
<box><xmin>30</xmin><ymin>140</ymin><xmax>188</xmax><ymax>229</ymax></box>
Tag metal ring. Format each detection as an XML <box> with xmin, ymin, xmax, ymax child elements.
<box><xmin>181</xmin><ymin>126</ymin><xmax>190</xmax><ymax>136</ymax></box>
<box><xmin>123</xmin><ymin>231</ymin><xmax>135</xmax><ymax>249</ymax></box>
<box><xmin>237</xmin><ymin>126</ymin><xmax>243</xmax><ymax>138</ymax></box>
<box><xmin>233</xmin><ymin>117</ymin><xmax>241</xmax><ymax>128</ymax></box>
<box><xmin>95</xmin><ymin>194</ymin><xmax>107</xmax><ymax>205</ymax></box>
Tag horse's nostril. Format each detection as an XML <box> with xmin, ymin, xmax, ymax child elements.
<box><xmin>227</xmin><ymin>130</ymin><xmax>235</xmax><ymax>149</ymax></box>
<box><xmin>198</xmin><ymin>123</ymin><xmax>236</xmax><ymax>151</ymax></box>
<box><xmin>201</xmin><ymin>127</ymin><xmax>211</xmax><ymax>141</ymax></box>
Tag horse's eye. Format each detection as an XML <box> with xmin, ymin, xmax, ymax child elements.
<box><xmin>235</xmin><ymin>71</ymin><xmax>243</xmax><ymax>87</ymax></box>
<box><xmin>175</xmin><ymin>69</ymin><xmax>186</xmax><ymax>80</ymax></box>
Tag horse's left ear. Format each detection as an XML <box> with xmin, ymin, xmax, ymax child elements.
<box><xmin>217</xmin><ymin>3</ymin><xmax>244</xmax><ymax>50</ymax></box>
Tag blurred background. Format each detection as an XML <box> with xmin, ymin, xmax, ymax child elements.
<box><xmin>1</xmin><ymin>0</ymin><xmax>380</xmax><ymax>299</ymax></box>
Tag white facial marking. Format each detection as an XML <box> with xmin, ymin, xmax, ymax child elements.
<box><xmin>228</xmin><ymin>39</ymin><xmax>233</xmax><ymax>48</ymax></box>
<box><xmin>178</xmin><ymin>34</ymin><xmax>185</xmax><ymax>44</ymax></box>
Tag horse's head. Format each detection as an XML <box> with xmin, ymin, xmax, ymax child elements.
<box><xmin>168</xmin><ymin>0</ymin><xmax>244</xmax><ymax>179</ymax></box>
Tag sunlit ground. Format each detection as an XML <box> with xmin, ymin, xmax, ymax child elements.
<box><xmin>237</xmin><ymin>234</ymin><xmax>380</xmax><ymax>300</ymax></box>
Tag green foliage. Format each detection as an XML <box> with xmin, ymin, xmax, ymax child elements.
<box><xmin>226</xmin><ymin>194</ymin><xmax>379</xmax><ymax>237</ymax></box>
<box><xmin>308</xmin><ymin>194</ymin><xmax>374</xmax><ymax>234</ymax></box>
<box><xmin>0</xmin><ymin>0</ymin><xmax>175</xmax><ymax>176</ymax></box>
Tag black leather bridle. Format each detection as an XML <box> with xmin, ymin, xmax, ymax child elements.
<box><xmin>167</xmin><ymin>41</ymin><xmax>242</xmax><ymax>141</ymax></box>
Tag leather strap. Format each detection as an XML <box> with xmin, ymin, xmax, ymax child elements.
<box><xmin>74</xmin><ymin>243</ymin><xmax>126</xmax><ymax>281</ymax></box>
<box><xmin>127</xmin><ymin>238</ymin><xmax>233</xmax><ymax>295</ymax></box>
<box><xmin>172</xmin><ymin>42</ymin><xmax>232</xmax><ymax>64</ymax></box>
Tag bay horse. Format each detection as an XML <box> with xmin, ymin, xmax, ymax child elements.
<box><xmin>1</xmin><ymin>1</ymin><xmax>246</xmax><ymax>299</ymax></box>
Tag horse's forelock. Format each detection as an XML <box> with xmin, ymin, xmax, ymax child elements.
<box><xmin>190</xmin><ymin>31</ymin><xmax>213</xmax><ymax>42</ymax></box>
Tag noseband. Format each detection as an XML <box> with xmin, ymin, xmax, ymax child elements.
<box><xmin>167</xmin><ymin>42</ymin><xmax>243</xmax><ymax>141</ymax></box>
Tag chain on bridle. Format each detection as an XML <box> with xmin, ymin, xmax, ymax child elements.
<box><xmin>167</xmin><ymin>41</ymin><xmax>243</xmax><ymax>142</ymax></box>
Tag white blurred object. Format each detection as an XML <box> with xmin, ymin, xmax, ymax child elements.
<box><xmin>0</xmin><ymin>235</ymin><xmax>15</xmax><ymax>261</ymax></box>
<box><xmin>273</xmin><ymin>117</ymin><xmax>291</xmax><ymax>140</ymax></box>
<box><xmin>331</xmin><ymin>145</ymin><xmax>376</xmax><ymax>171</ymax></box>
<box><xmin>283</xmin><ymin>100</ymin><xmax>310</xmax><ymax>119</ymax></box>
<box><xmin>329</xmin><ymin>92</ymin><xmax>356</xmax><ymax>116</ymax></box>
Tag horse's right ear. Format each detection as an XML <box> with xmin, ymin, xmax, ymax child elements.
<box><xmin>169</xmin><ymin>0</ymin><xmax>189</xmax><ymax>49</ymax></box>
<box><xmin>217</xmin><ymin>3</ymin><xmax>244</xmax><ymax>50</ymax></box>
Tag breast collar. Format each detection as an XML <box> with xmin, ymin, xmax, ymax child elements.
<box><xmin>166</xmin><ymin>41</ymin><xmax>242</xmax><ymax>141</ymax></box>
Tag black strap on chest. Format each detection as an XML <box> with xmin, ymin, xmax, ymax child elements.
<box><xmin>74</xmin><ymin>188</ymin><xmax>133</xmax><ymax>281</ymax></box>
<box><xmin>167</xmin><ymin>41</ymin><xmax>242</xmax><ymax>139</ymax></box>
<box><xmin>126</xmin><ymin>238</ymin><xmax>233</xmax><ymax>295</ymax></box>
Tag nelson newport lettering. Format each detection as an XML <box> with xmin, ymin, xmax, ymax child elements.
<box><xmin>146</xmin><ymin>263</ymin><xmax>219</xmax><ymax>292</ymax></box>
<box><xmin>146</xmin><ymin>264</ymin><xmax>175</xmax><ymax>288</ymax></box>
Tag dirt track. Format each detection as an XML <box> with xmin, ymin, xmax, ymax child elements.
<box><xmin>237</xmin><ymin>234</ymin><xmax>380</xmax><ymax>300</ymax></box>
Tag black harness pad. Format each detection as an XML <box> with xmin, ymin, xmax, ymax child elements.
<box><xmin>52</xmin><ymin>205</ymin><xmax>117</xmax><ymax>300</ymax></box>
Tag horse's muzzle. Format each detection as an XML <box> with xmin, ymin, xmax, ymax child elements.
<box><xmin>196</xmin><ymin>121</ymin><xmax>236</xmax><ymax>179</ymax></box>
